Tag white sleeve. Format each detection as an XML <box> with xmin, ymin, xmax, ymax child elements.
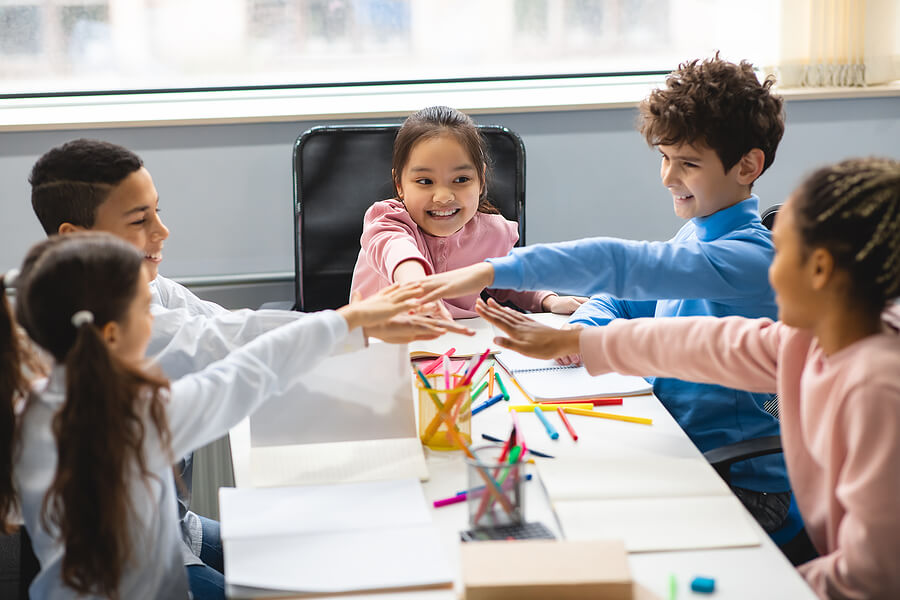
<box><xmin>163</xmin><ymin>310</ymin><xmax>350</xmax><ymax>460</ymax></box>
<box><xmin>152</xmin><ymin>275</ymin><xmax>230</xmax><ymax>318</ymax></box>
<box><xmin>147</xmin><ymin>305</ymin><xmax>309</xmax><ymax>379</ymax></box>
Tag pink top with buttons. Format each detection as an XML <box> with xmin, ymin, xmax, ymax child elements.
<box><xmin>351</xmin><ymin>198</ymin><xmax>554</xmax><ymax>318</ymax></box>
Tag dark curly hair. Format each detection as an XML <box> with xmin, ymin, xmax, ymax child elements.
<box><xmin>792</xmin><ymin>157</ymin><xmax>900</xmax><ymax>313</ymax></box>
<box><xmin>639</xmin><ymin>53</ymin><xmax>785</xmax><ymax>179</ymax></box>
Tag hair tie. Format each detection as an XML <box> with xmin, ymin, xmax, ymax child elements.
<box><xmin>71</xmin><ymin>310</ymin><xmax>95</xmax><ymax>328</ymax></box>
<box><xmin>3</xmin><ymin>268</ymin><xmax>18</xmax><ymax>288</ymax></box>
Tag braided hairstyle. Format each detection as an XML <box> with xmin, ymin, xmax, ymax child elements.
<box><xmin>793</xmin><ymin>158</ymin><xmax>900</xmax><ymax>313</ymax></box>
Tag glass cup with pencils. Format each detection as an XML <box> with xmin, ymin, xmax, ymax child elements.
<box><xmin>416</xmin><ymin>372</ymin><xmax>473</xmax><ymax>451</ymax></box>
<box><xmin>465</xmin><ymin>444</ymin><xmax>525</xmax><ymax>529</ymax></box>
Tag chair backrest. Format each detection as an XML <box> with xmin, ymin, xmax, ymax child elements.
<box><xmin>761</xmin><ymin>203</ymin><xmax>781</xmax><ymax>231</ymax></box>
<box><xmin>292</xmin><ymin>124</ymin><xmax>526</xmax><ymax>312</ymax></box>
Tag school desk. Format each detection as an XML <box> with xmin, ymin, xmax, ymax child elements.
<box><xmin>228</xmin><ymin>315</ymin><xmax>818</xmax><ymax>600</ymax></box>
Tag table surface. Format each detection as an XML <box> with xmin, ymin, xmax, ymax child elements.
<box><xmin>228</xmin><ymin>317</ymin><xmax>818</xmax><ymax>600</ymax></box>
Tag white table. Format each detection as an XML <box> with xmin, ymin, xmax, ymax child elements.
<box><xmin>229</xmin><ymin>324</ymin><xmax>817</xmax><ymax>600</ymax></box>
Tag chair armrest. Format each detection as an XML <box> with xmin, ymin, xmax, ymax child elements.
<box><xmin>703</xmin><ymin>435</ymin><xmax>783</xmax><ymax>484</ymax></box>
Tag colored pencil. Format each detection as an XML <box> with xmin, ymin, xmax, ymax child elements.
<box><xmin>562</xmin><ymin>406</ymin><xmax>653</xmax><ymax>425</ymax></box>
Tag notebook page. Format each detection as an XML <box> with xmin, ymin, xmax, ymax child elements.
<box><xmin>514</xmin><ymin>368</ymin><xmax>652</xmax><ymax>401</ymax></box>
<box><xmin>555</xmin><ymin>496</ymin><xmax>760</xmax><ymax>553</ymax></box>
<box><xmin>537</xmin><ymin>455</ymin><xmax>731</xmax><ymax>501</ymax></box>
<box><xmin>220</xmin><ymin>479</ymin><xmax>453</xmax><ymax>593</ymax></box>
<box><xmin>220</xmin><ymin>478</ymin><xmax>431</xmax><ymax>538</ymax></box>
<box><xmin>249</xmin><ymin>437</ymin><xmax>428</xmax><ymax>488</ymax></box>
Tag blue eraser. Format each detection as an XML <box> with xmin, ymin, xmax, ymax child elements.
<box><xmin>690</xmin><ymin>576</ymin><xmax>715</xmax><ymax>593</ymax></box>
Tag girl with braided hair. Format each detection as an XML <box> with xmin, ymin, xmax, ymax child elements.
<box><xmin>468</xmin><ymin>157</ymin><xmax>900</xmax><ymax>599</ymax></box>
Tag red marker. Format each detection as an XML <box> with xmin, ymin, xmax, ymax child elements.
<box><xmin>557</xmin><ymin>407</ymin><xmax>579</xmax><ymax>441</ymax></box>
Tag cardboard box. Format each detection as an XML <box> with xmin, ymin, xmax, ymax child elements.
<box><xmin>462</xmin><ymin>539</ymin><xmax>632</xmax><ymax>600</ymax></box>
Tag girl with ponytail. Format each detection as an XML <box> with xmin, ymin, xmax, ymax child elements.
<box><xmin>12</xmin><ymin>232</ymin><xmax>431</xmax><ymax>599</ymax></box>
<box><xmin>469</xmin><ymin>158</ymin><xmax>900</xmax><ymax>599</ymax></box>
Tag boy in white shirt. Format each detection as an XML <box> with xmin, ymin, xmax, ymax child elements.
<box><xmin>28</xmin><ymin>138</ymin><xmax>463</xmax><ymax>598</ymax></box>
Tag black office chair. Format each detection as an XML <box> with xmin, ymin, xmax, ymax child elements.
<box><xmin>0</xmin><ymin>528</ymin><xmax>39</xmax><ymax>599</ymax></box>
<box><xmin>292</xmin><ymin>124</ymin><xmax>526</xmax><ymax>312</ymax></box>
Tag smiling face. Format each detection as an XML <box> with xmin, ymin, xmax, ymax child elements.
<box><xmin>658</xmin><ymin>142</ymin><xmax>752</xmax><ymax>220</ymax></box>
<box><xmin>768</xmin><ymin>196</ymin><xmax>820</xmax><ymax>329</ymax></box>
<box><xmin>395</xmin><ymin>133</ymin><xmax>483</xmax><ymax>237</ymax></box>
<box><xmin>90</xmin><ymin>167</ymin><xmax>169</xmax><ymax>280</ymax></box>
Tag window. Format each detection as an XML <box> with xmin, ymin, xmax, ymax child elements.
<box><xmin>1</xmin><ymin>0</ymin><xmax>785</xmax><ymax>96</ymax></box>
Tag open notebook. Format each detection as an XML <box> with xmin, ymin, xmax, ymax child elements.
<box><xmin>496</xmin><ymin>349</ymin><xmax>652</xmax><ymax>402</ymax></box>
<box><xmin>220</xmin><ymin>478</ymin><xmax>453</xmax><ymax>597</ymax></box>
<box><xmin>248</xmin><ymin>341</ymin><xmax>428</xmax><ymax>487</ymax></box>
<box><xmin>409</xmin><ymin>317</ymin><xmax>499</xmax><ymax>358</ymax></box>
<box><xmin>537</xmin><ymin>455</ymin><xmax>760</xmax><ymax>553</ymax></box>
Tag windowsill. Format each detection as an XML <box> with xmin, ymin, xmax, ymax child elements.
<box><xmin>1</xmin><ymin>77</ymin><xmax>898</xmax><ymax>132</ymax></box>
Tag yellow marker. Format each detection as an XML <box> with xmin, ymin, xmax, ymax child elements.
<box><xmin>562</xmin><ymin>407</ymin><xmax>653</xmax><ymax>426</ymax></box>
<box><xmin>509</xmin><ymin>403</ymin><xmax>593</xmax><ymax>412</ymax></box>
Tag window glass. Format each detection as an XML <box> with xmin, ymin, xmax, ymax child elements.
<box><xmin>0</xmin><ymin>0</ymin><xmax>780</xmax><ymax>96</ymax></box>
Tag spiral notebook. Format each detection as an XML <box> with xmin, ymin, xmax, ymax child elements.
<box><xmin>495</xmin><ymin>350</ymin><xmax>652</xmax><ymax>402</ymax></box>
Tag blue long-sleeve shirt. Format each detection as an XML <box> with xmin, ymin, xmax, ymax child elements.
<box><xmin>488</xmin><ymin>196</ymin><xmax>788</xmax><ymax>492</ymax></box>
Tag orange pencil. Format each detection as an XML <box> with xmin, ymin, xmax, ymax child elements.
<box><xmin>488</xmin><ymin>365</ymin><xmax>495</xmax><ymax>396</ymax></box>
<box><xmin>557</xmin><ymin>407</ymin><xmax>578</xmax><ymax>441</ymax></box>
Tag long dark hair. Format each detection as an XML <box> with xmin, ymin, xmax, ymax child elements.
<box><xmin>16</xmin><ymin>233</ymin><xmax>171</xmax><ymax>598</ymax></box>
<box><xmin>0</xmin><ymin>272</ymin><xmax>25</xmax><ymax>534</ymax></box>
<box><xmin>392</xmin><ymin>105</ymin><xmax>499</xmax><ymax>214</ymax></box>
<box><xmin>792</xmin><ymin>158</ymin><xmax>900</xmax><ymax>314</ymax></box>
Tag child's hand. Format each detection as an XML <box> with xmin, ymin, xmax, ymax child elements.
<box><xmin>542</xmin><ymin>295</ymin><xmax>588</xmax><ymax>315</ymax></box>
<box><xmin>555</xmin><ymin>323</ymin><xmax>584</xmax><ymax>365</ymax></box>
<box><xmin>338</xmin><ymin>283</ymin><xmax>426</xmax><ymax>331</ymax></box>
<box><xmin>416</xmin><ymin>299</ymin><xmax>456</xmax><ymax>322</ymax></box>
<box><xmin>475</xmin><ymin>298</ymin><xmax>582</xmax><ymax>359</ymax></box>
<box><xmin>419</xmin><ymin>263</ymin><xmax>495</xmax><ymax>305</ymax></box>
<box><xmin>365</xmin><ymin>314</ymin><xmax>475</xmax><ymax>344</ymax></box>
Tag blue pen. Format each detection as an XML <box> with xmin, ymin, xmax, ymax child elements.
<box><xmin>471</xmin><ymin>392</ymin><xmax>505</xmax><ymax>416</ymax></box>
<box><xmin>534</xmin><ymin>406</ymin><xmax>559</xmax><ymax>440</ymax></box>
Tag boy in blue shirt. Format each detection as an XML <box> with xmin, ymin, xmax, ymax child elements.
<box><xmin>421</xmin><ymin>56</ymin><xmax>802</xmax><ymax>550</ymax></box>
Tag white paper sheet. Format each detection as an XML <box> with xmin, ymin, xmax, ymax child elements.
<box><xmin>250</xmin><ymin>437</ymin><xmax>428</xmax><ymax>488</ymax></box>
<box><xmin>555</xmin><ymin>496</ymin><xmax>760</xmax><ymax>552</ymax></box>
<box><xmin>220</xmin><ymin>479</ymin><xmax>453</xmax><ymax>594</ymax></box>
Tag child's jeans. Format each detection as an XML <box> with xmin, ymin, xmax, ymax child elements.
<box><xmin>187</xmin><ymin>516</ymin><xmax>225</xmax><ymax>600</ymax></box>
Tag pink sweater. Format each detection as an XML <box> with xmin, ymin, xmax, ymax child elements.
<box><xmin>351</xmin><ymin>199</ymin><xmax>554</xmax><ymax>318</ymax></box>
<box><xmin>580</xmin><ymin>309</ymin><xmax>900</xmax><ymax>600</ymax></box>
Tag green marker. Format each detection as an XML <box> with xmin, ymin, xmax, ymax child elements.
<box><xmin>669</xmin><ymin>573</ymin><xmax>677</xmax><ymax>600</ymax></box>
<box><xmin>494</xmin><ymin>372</ymin><xmax>510</xmax><ymax>400</ymax></box>
<box><xmin>471</xmin><ymin>380</ymin><xmax>489</xmax><ymax>402</ymax></box>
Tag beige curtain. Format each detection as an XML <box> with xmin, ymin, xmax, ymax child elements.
<box><xmin>776</xmin><ymin>0</ymin><xmax>899</xmax><ymax>86</ymax></box>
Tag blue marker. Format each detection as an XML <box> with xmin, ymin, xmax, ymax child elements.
<box><xmin>534</xmin><ymin>406</ymin><xmax>559</xmax><ymax>440</ymax></box>
<box><xmin>471</xmin><ymin>392</ymin><xmax>505</xmax><ymax>416</ymax></box>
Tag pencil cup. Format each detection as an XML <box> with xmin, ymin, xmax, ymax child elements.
<box><xmin>465</xmin><ymin>444</ymin><xmax>525</xmax><ymax>529</ymax></box>
<box><xmin>416</xmin><ymin>373</ymin><xmax>472</xmax><ymax>451</ymax></box>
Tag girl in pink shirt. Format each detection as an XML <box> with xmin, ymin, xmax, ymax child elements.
<box><xmin>471</xmin><ymin>158</ymin><xmax>900</xmax><ymax>600</ymax></box>
<box><xmin>350</xmin><ymin>105</ymin><xmax>585</xmax><ymax>319</ymax></box>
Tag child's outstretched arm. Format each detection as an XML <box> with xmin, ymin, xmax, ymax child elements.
<box><xmin>474</xmin><ymin>298</ymin><xmax>582</xmax><ymax>358</ymax></box>
<box><xmin>477</xmin><ymin>297</ymin><xmax>783</xmax><ymax>394</ymax></box>
<box><xmin>419</xmin><ymin>262</ymin><xmax>496</xmax><ymax>302</ymax></box>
